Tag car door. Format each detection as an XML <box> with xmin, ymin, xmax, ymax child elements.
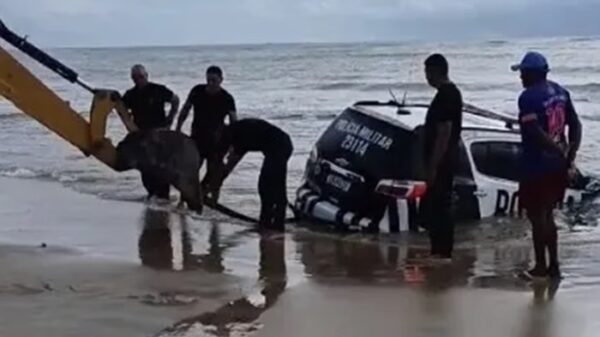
<box><xmin>452</xmin><ymin>140</ymin><xmax>480</xmax><ymax>221</ymax></box>
<box><xmin>463</xmin><ymin>132</ymin><xmax>524</xmax><ymax>218</ymax></box>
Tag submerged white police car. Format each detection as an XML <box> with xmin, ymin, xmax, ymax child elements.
<box><xmin>294</xmin><ymin>100</ymin><xmax>591</xmax><ymax>233</ymax></box>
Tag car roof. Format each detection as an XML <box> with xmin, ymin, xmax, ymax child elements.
<box><xmin>350</xmin><ymin>101</ymin><xmax>519</xmax><ymax>134</ymax></box>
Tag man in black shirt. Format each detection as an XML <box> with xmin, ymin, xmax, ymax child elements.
<box><xmin>421</xmin><ymin>54</ymin><xmax>463</xmax><ymax>260</ymax></box>
<box><xmin>176</xmin><ymin>65</ymin><xmax>237</xmax><ymax>186</ymax></box>
<box><xmin>122</xmin><ymin>64</ymin><xmax>180</xmax><ymax>200</ymax></box>
<box><xmin>208</xmin><ymin>118</ymin><xmax>293</xmax><ymax>231</ymax></box>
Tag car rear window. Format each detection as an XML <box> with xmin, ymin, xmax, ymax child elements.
<box><xmin>316</xmin><ymin>107</ymin><xmax>417</xmax><ymax>181</ymax></box>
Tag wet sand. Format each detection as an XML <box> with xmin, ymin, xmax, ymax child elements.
<box><xmin>0</xmin><ymin>177</ymin><xmax>244</xmax><ymax>337</ymax></box>
<box><xmin>255</xmin><ymin>282</ymin><xmax>600</xmax><ymax>337</ymax></box>
<box><xmin>0</xmin><ymin>245</ymin><xmax>242</xmax><ymax>337</ymax></box>
<box><xmin>2</xmin><ymin>176</ymin><xmax>600</xmax><ymax>337</ymax></box>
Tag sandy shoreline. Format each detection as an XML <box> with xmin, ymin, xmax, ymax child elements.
<box><xmin>2</xmin><ymin>176</ymin><xmax>600</xmax><ymax>337</ymax></box>
<box><xmin>254</xmin><ymin>281</ymin><xmax>600</xmax><ymax>337</ymax></box>
<box><xmin>0</xmin><ymin>177</ymin><xmax>243</xmax><ymax>337</ymax></box>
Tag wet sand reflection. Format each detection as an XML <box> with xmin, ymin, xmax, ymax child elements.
<box><xmin>138</xmin><ymin>208</ymin><xmax>287</xmax><ymax>336</ymax></box>
<box><xmin>137</xmin><ymin>208</ymin><xmax>600</xmax><ymax>337</ymax></box>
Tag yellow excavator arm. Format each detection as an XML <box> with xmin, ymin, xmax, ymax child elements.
<box><xmin>0</xmin><ymin>19</ymin><xmax>137</xmax><ymax>169</ymax></box>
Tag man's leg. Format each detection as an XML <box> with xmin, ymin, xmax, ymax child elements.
<box><xmin>270</xmin><ymin>158</ymin><xmax>288</xmax><ymax>231</ymax></box>
<box><xmin>546</xmin><ymin>208</ymin><xmax>561</xmax><ymax>278</ymax></box>
<box><xmin>154</xmin><ymin>180</ymin><xmax>171</xmax><ymax>200</ymax></box>
<box><xmin>202</xmin><ymin>153</ymin><xmax>219</xmax><ymax>191</ymax></box>
<box><xmin>521</xmin><ymin>178</ymin><xmax>550</xmax><ymax>278</ymax></box>
<box><xmin>195</xmin><ymin>152</ymin><xmax>208</xmax><ymax>199</ymax></box>
<box><xmin>141</xmin><ymin>171</ymin><xmax>157</xmax><ymax>199</ymax></box>
<box><xmin>436</xmin><ymin>172</ymin><xmax>454</xmax><ymax>258</ymax></box>
<box><xmin>192</xmin><ymin>135</ymin><xmax>207</xmax><ymax>185</ymax></box>
<box><xmin>423</xmin><ymin>191</ymin><xmax>442</xmax><ymax>256</ymax></box>
<box><xmin>425</xmin><ymin>173</ymin><xmax>453</xmax><ymax>258</ymax></box>
<box><xmin>526</xmin><ymin>207</ymin><xmax>548</xmax><ymax>277</ymax></box>
<box><xmin>547</xmin><ymin>172</ymin><xmax>567</xmax><ymax>279</ymax></box>
<box><xmin>437</xmin><ymin>194</ymin><xmax>454</xmax><ymax>258</ymax></box>
<box><xmin>178</xmin><ymin>175</ymin><xmax>203</xmax><ymax>213</ymax></box>
<box><xmin>179</xmin><ymin>141</ymin><xmax>204</xmax><ymax>207</ymax></box>
<box><xmin>427</xmin><ymin>196</ymin><xmax>453</xmax><ymax>258</ymax></box>
<box><xmin>258</xmin><ymin>157</ymin><xmax>277</xmax><ymax>230</ymax></box>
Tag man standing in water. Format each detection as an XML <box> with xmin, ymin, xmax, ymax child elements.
<box><xmin>208</xmin><ymin>118</ymin><xmax>293</xmax><ymax>232</ymax></box>
<box><xmin>122</xmin><ymin>64</ymin><xmax>180</xmax><ymax>200</ymax></box>
<box><xmin>512</xmin><ymin>51</ymin><xmax>581</xmax><ymax>280</ymax></box>
<box><xmin>421</xmin><ymin>54</ymin><xmax>463</xmax><ymax>261</ymax></box>
<box><xmin>176</xmin><ymin>66</ymin><xmax>237</xmax><ymax>186</ymax></box>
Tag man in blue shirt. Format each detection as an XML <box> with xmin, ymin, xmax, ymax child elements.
<box><xmin>512</xmin><ymin>52</ymin><xmax>582</xmax><ymax>280</ymax></box>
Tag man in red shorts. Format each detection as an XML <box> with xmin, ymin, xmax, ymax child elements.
<box><xmin>512</xmin><ymin>51</ymin><xmax>582</xmax><ymax>279</ymax></box>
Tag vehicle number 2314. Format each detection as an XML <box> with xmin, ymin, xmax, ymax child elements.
<box><xmin>341</xmin><ymin>135</ymin><xmax>369</xmax><ymax>156</ymax></box>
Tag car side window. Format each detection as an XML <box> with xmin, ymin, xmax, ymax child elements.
<box><xmin>471</xmin><ymin>141</ymin><xmax>522</xmax><ymax>181</ymax></box>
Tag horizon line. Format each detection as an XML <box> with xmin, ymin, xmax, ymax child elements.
<box><xmin>35</xmin><ymin>33</ymin><xmax>600</xmax><ymax>50</ymax></box>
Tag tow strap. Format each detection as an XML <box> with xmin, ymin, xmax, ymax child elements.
<box><xmin>209</xmin><ymin>202</ymin><xmax>299</xmax><ymax>224</ymax></box>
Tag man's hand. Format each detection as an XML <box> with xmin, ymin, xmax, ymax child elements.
<box><xmin>526</xmin><ymin>123</ymin><xmax>570</xmax><ymax>162</ymax></box>
<box><xmin>176</xmin><ymin>99</ymin><xmax>192</xmax><ymax>134</ymax></box>
<box><xmin>228</xmin><ymin>110</ymin><xmax>238</xmax><ymax>124</ymax></box>
<box><xmin>565</xmin><ymin>143</ymin><xmax>578</xmax><ymax>166</ymax></box>
<box><xmin>166</xmin><ymin>93</ymin><xmax>180</xmax><ymax>130</ymax></box>
<box><xmin>567</xmin><ymin>165</ymin><xmax>579</xmax><ymax>183</ymax></box>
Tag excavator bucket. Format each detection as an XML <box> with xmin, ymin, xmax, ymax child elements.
<box><xmin>0</xmin><ymin>18</ymin><xmax>139</xmax><ymax>170</ymax></box>
<box><xmin>0</xmin><ymin>46</ymin><xmax>135</xmax><ymax>169</ymax></box>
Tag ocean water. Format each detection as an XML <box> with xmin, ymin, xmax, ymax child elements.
<box><xmin>2</xmin><ymin>37</ymin><xmax>600</xmax><ymax>216</ymax></box>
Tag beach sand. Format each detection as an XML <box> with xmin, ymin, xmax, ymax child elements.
<box><xmin>255</xmin><ymin>282</ymin><xmax>600</xmax><ymax>337</ymax></box>
<box><xmin>0</xmin><ymin>177</ymin><xmax>243</xmax><ymax>337</ymax></box>
<box><xmin>1</xmin><ymin>176</ymin><xmax>600</xmax><ymax>337</ymax></box>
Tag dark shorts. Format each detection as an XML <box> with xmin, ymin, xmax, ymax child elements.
<box><xmin>519</xmin><ymin>171</ymin><xmax>568</xmax><ymax>212</ymax></box>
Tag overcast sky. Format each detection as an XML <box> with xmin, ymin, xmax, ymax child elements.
<box><xmin>2</xmin><ymin>0</ymin><xmax>600</xmax><ymax>47</ymax></box>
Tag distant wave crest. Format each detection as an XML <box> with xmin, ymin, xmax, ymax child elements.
<box><xmin>566</xmin><ymin>83</ymin><xmax>600</xmax><ymax>92</ymax></box>
<box><xmin>552</xmin><ymin>66</ymin><xmax>600</xmax><ymax>73</ymax></box>
<box><xmin>269</xmin><ymin>114</ymin><xmax>304</xmax><ymax>121</ymax></box>
<box><xmin>569</xmin><ymin>37</ymin><xmax>599</xmax><ymax>42</ymax></box>
<box><xmin>316</xmin><ymin>82</ymin><xmax>430</xmax><ymax>92</ymax></box>
<box><xmin>0</xmin><ymin>167</ymin><xmax>39</xmax><ymax>178</ymax></box>
<box><xmin>485</xmin><ymin>40</ymin><xmax>508</xmax><ymax>45</ymax></box>
<box><xmin>0</xmin><ymin>112</ymin><xmax>26</xmax><ymax>120</ymax></box>
<box><xmin>316</xmin><ymin>82</ymin><xmax>361</xmax><ymax>90</ymax></box>
<box><xmin>0</xmin><ymin>167</ymin><xmax>90</xmax><ymax>184</ymax></box>
<box><xmin>315</xmin><ymin>113</ymin><xmax>338</xmax><ymax>120</ymax></box>
<box><xmin>364</xmin><ymin>82</ymin><xmax>430</xmax><ymax>92</ymax></box>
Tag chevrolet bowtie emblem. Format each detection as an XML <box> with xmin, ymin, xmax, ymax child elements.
<box><xmin>334</xmin><ymin>158</ymin><xmax>350</xmax><ymax>167</ymax></box>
